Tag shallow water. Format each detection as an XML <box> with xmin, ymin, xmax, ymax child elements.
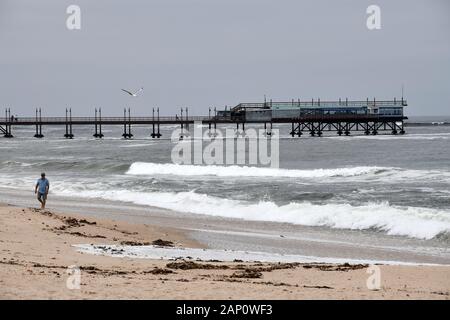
<box><xmin>0</xmin><ymin>122</ymin><xmax>449</xmax><ymax>243</ymax></box>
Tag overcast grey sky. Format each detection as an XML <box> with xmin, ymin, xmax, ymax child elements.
<box><xmin>1</xmin><ymin>0</ymin><xmax>449</xmax><ymax>116</ymax></box>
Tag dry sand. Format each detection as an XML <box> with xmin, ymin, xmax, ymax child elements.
<box><xmin>0</xmin><ymin>202</ymin><xmax>449</xmax><ymax>299</ymax></box>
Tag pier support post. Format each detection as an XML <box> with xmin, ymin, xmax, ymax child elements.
<box><xmin>156</xmin><ymin>107</ymin><xmax>161</xmax><ymax>138</ymax></box>
<box><xmin>93</xmin><ymin>108</ymin><xmax>104</xmax><ymax>138</ymax></box>
<box><xmin>93</xmin><ymin>108</ymin><xmax>98</xmax><ymax>137</ymax></box>
<box><xmin>208</xmin><ymin>107</ymin><xmax>212</xmax><ymax>137</ymax></box>
<box><xmin>344</xmin><ymin>123</ymin><xmax>350</xmax><ymax>136</ymax></box>
<box><xmin>309</xmin><ymin>122</ymin><xmax>316</xmax><ymax>136</ymax></box>
<box><xmin>364</xmin><ymin>122</ymin><xmax>370</xmax><ymax>135</ymax></box>
<box><xmin>290</xmin><ymin>121</ymin><xmax>304</xmax><ymax>137</ymax></box>
<box><xmin>3</xmin><ymin>108</ymin><xmax>13</xmax><ymax>138</ymax></box>
<box><xmin>317</xmin><ymin>122</ymin><xmax>322</xmax><ymax>137</ymax></box>
<box><xmin>150</xmin><ymin>107</ymin><xmax>161</xmax><ymax>138</ymax></box>
<box><xmin>179</xmin><ymin>107</ymin><xmax>184</xmax><ymax>140</ymax></box>
<box><xmin>372</xmin><ymin>122</ymin><xmax>378</xmax><ymax>135</ymax></box>
<box><xmin>185</xmin><ymin>107</ymin><xmax>189</xmax><ymax>132</ymax></box>
<box><xmin>122</xmin><ymin>108</ymin><xmax>133</xmax><ymax>139</ymax></box>
<box><xmin>64</xmin><ymin>108</ymin><xmax>74</xmax><ymax>139</ymax></box>
<box><xmin>70</xmin><ymin>109</ymin><xmax>73</xmax><ymax>138</ymax></box>
<box><xmin>391</xmin><ymin>121</ymin><xmax>398</xmax><ymax>135</ymax></box>
<box><xmin>128</xmin><ymin>108</ymin><xmax>133</xmax><ymax>138</ymax></box>
<box><xmin>399</xmin><ymin>120</ymin><xmax>405</xmax><ymax>135</ymax></box>
<box><xmin>34</xmin><ymin>108</ymin><xmax>39</xmax><ymax>138</ymax></box>
<box><xmin>98</xmin><ymin>108</ymin><xmax>103</xmax><ymax>138</ymax></box>
<box><xmin>34</xmin><ymin>108</ymin><xmax>44</xmax><ymax>138</ymax></box>
<box><xmin>65</xmin><ymin>108</ymin><xmax>68</xmax><ymax>138</ymax></box>
<box><xmin>151</xmin><ymin>107</ymin><xmax>156</xmax><ymax>138</ymax></box>
<box><xmin>122</xmin><ymin>108</ymin><xmax>127</xmax><ymax>138</ymax></box>
<box><xmin>213</xmin><ymin>107</ymin><xmax>217</xmax><ymax>138</ymax></box>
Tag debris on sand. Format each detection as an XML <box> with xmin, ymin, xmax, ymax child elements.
<box><xmin>144</xmin><ymin>268</ymin><xmax>175</xmax><ymax>275</ymax></box>
<box><xmin>302</xmin><ymin>263</ymin><xmax>368</xmax><ymax>272</ymax></box>
<box><xmin>67</xmin><ymin>232</ymin><xmax>106</xmax><ymax>239</ymax></box>
<box><xmin>64</xmin><ymin>218</ymin><xmax>82</xmax><ymax>228</ymax></box>
<box><xmin>117</xmin><ymin>239</ymin><xmax>174</xmax><ymax>246</ymax></box>
<box><xmin>233</xmin><ymin>262</ymin><xmax>300</xmax><ymax>272</ymax></box>
<box><xmin>79</xmin><ymin>265</ymin><xmax>127</xmax><ymax>276</ymax></box>
<box><xmin>79</xmin><ymin>219</ymin><xmax>96</xmax><ymax>225</ymax></box>
<box><xmin>79</xmin><ymin>266</ymin><xmax>103</xmax><ymax>273</ymax></box>
<box><xmin>166</xmin><ymin>261</ymin><xmax>229</xmax><ymax>270</ymax></box>
<box><xmin>95</xmin><ymin>246</ymin><xmax>125</xmax><ymax>255</ymax></box>
<box><xmin>303</xmin><ymin>285</ymin><xmax>334</xmax><ymax>289</ymax></box>
<box><xmin>151</xmin><ymin>239</ymin><xmax>174</xmax><ymax>247</ymax></box>
<box><xmin>230</xmin><ymin>269</ymin><xmax>263</xmax><ymax>279</ymax></box>
<box><xmin>120</xmin><ymin>240</ymin><xmax>150</xmax><ymax>246</ymax></box>
<box><xmin>0</xmin><ymin>259</ymin><xmax>22</xmax><ymax>266</ymax></box>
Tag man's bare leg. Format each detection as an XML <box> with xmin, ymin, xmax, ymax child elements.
<box><xmin>37</xmin><ymin>194</ymin><xmax>44</xmax><ymax>209</ymax></box>
<box><xmin>42</xmin><ymin>194</ymin><xmax>47</xmax><ymax>209</ymax></box>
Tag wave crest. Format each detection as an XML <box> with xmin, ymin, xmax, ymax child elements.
<box><xmin>54</xmin><ymin>187</ymin><xmax>450</xmax><ymax>240</ymax></box>
<box><xmin>126</xmin><ymin>162</ymin><xmax>385</xmax><ymax>179</ymax></box>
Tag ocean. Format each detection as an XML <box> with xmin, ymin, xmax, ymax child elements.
<box><xmin>1</xmin><ymin>120</ymin><xmax>449</xmax><ymax>264</ymax></box>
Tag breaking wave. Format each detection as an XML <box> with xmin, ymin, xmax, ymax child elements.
<box><xmin>53</xmin><ymin>187</ymin><xmax>450</xmax><ymax>240</ymax></box>
<box><xmin>126</xmin><ymin>162</ymin><xmax>385</xmax><ymax>179</ymax></box>
<box><xmin>126</xmin><ymin>162</ymin><xmax>450</xmax><ymax>182</ymax></box>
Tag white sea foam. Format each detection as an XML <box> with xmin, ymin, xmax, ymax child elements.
<box><xmin>126</xmin><ymin>162</ymin><xmax>450</xmax><ymax>183</ymax></box>
<box><xmin>126</xmin><ymin>162</ymin><xmax>385</xmax><ymax>179</ymax></box>
<box><xmin>324</xmin><ymin>132</ymin><xmax>450</xmax><ymax>141</ymax></box>
<box><xmin>54</xmin><ymin>187</ymin><xmax>450</xmax><ymax>240</ymax></box>
<box><xmin>74</xmin><ymin>244</ymin><xmax>442</xmax><ymax>265</ymax></box>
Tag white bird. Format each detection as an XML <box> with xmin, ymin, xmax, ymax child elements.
<box><xmin>121</xmin><ymin>87</ymin><xmax>144</xmax><ymax>97</ymax></box>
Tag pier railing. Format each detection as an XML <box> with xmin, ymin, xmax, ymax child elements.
<box><xmin>4</xmin><ymin>116</ymin><xmax>212</xmax><ymax>125</ymax></box>
<box><xmin>1</xmin><ymin>114</ymin><xmax>406</xmax><ymax>125</ymax></box>
<box><xmin>235</xmin><ymin>99</ymin><xmax>407</xmax><ymax>110</ymax></box>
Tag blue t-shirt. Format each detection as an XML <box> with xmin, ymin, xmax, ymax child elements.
<box><xmin>36</xmin><ymin>178</ymin><xmax>49</xmax><ymax>194</ymax></box>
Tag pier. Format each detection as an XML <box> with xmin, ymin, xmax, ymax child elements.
<box><xmin>0</xmin><ymin>99</ymin><xmax>407</xmax><ymax>139</ymax></box>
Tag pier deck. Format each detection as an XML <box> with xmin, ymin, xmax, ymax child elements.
<box><xmin>0</xmin><ymin>104</ymin><xmax>407</xmax><ymax>138</ymax></box>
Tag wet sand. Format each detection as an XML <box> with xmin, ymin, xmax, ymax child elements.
<box><xmin>0</xmin><ymin>202</ymin><xmax>449</xmax><ymax>299</ymax></box>
<box><xmin>1</xmin><ymin>187</ymin><xmax>449</xmax><ymax>266</ymax></box>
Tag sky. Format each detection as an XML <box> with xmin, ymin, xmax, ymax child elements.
<box><xmin>0</xmin><ymin>0</ymin><xmax>449</xmax><ymax>116</ymax></box>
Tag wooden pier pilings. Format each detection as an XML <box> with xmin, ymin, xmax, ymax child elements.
<box><xmin>93</xmin><ymin>108</ymin><xmax>104</xmax><ymax>138</ymax></box>
<box><xmin>63</xmin><ymin>108</ymin><xmax>74</xmax><ymax>139</ymax></box>
<box><xmin>34</xmin><ymin>108</ymin><xmax>44</xmax><ymax>138</ymax></box>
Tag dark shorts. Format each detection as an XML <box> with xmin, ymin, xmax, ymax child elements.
<box><xmin>38</xmin><ymin>192</ymin><xmax>47</xmax><ymax>202</ymax></box>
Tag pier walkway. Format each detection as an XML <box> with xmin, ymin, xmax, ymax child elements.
<box><xmin>0</xmin><ymin>102</ymin><xmax>407</xmax><ymax>139</ymax></box>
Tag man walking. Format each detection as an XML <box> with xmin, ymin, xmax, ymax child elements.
<box><xmin>35</xmin><ymin>173</ymin><xmax>50</xmax><ymax>209</ymax></box>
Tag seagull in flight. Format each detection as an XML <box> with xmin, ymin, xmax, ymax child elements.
<box><xmin>121</xmin><ymin>87</ymin><xmax>144</xmax><ymax>97</ymax></box>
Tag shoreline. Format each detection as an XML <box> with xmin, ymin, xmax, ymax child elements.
<box><xmin>0</xmin><ymin>202</ymin><xmax>449</xmax><ymax>299</ymax></box>
<box><xmin>1</xmin><ymin>187</ymin><xmax>449</xmax><ymax>265</ymax></box>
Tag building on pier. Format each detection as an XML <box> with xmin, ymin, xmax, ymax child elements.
<box><xmin>217</xmin><ymin>98</ymin><xmax>406</xmax><ymax>122</ymax></box>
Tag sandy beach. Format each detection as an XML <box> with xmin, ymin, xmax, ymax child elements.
<box><xmin>0</xmin><ymin>202</ymin><xmax>449</xmax><ymax>300</ymax></box>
